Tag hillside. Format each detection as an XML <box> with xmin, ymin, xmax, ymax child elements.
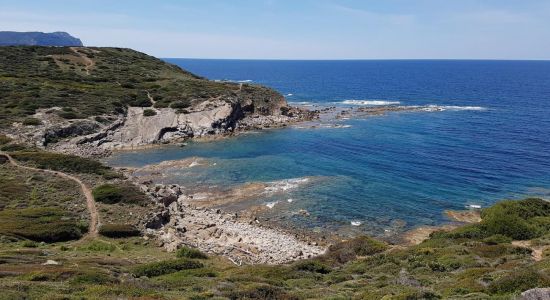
<box><xmin>0</xmin><ymin>31</ymin><xmax>83</xmax><ymax>46</ymax></box>
<box><xmin>0</xmin><ymin>46</ymin><xmax>310</xmax><ymax>154</ymax></box>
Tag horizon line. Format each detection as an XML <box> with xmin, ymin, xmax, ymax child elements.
<box><xmin>162</xmin><ymin>57</ymin><xmax>550</xmax><ymax>62</ymax></box>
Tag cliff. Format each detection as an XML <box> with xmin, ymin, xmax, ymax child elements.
<box><xmin>0</xmin><ymin>46</ymin><xmax>314</xmax><ymax>155</ymax></box>
<box><xmin>0</xmin><ymin>31</ymin><xmax>83</xmax><ymax>46</ymax></box>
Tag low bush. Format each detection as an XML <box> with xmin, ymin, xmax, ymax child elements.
<box><xmin>176</xmin><ymin>246</ymin><xmax>208</xmax><ymax>259</ymax></box>
<box><xmin>85</xmin><ymin>240</ymin><xmax>116</xmax><ymax>252</ymax></box>
<box><xmin>292</xmin><ymin>260</ymin><xmax>332</xmax><ymax>274</ymax></box>
<box><xmin>488</xmin><ymin>269</ymin><xmax>550</xmax><ymax>294</ymax></box>
<box><xmin>132</xmin><ymin>259</ymin><xmax>204</xmax><ymax>277</ymax></box>
<box><xmin>10</xmin><ymin>151</ymin><xmax>110</xmax><ymax>175</ymax></box>
<box><xmin>480</xmin><ymin>198</ymin><xmax>550</xmax><ymax>240</ymax></box>
<box><xmin>92</xmin><ymin>184</ymin><xmax>148</xmax><ymax>205</ymax></box>
<box><xmin>0</xmin><ymin>143</ymin><xmax>28</xmax><ymax>152</ymax></box>
<box><xmin>71</xmin><ymin>272</ymin><xmax>117</xmax><ymax>284</ymax></box>
<box><xmin>483</xmin><ymin>234</ymin><xmax>512</xmax><ymax>245</ymax></box>
<box><xmin>0</xmin><ymin>135</ymin><xmax>12</xmax><ymax>145</ymax></box>
<box><xmin>226</xmin><ymin>285</ymin><xmax>299</xmax><ymax>300</ymax></box>
<box><xmin>325</xmin><ymin>236</ymin><xmax>388</xmax><ymax>264</ymax></box>
<box><xmin>170</xmin><ymin>100</ymin><xmax>191</xmax><ymax>109</ymax></box>
<box><xmin>0</xmin><ymin>207</ymin><xmax>84</xmax><ymax>242</ymax></box>
<box><xmin>22</xmin><ymin>117</ymin><xmax>42</xmax><ymax>126</ymax></box>
<box><xmin>143</xmin><ymin>109</ymin><xmax>157</xmax><ymax>116</ymax></box>
<box><xmin>99</xmin><ymin>224</ymin><xmax>141</xmax><ymax>238</ymax></box>
<box><xmin>58</xmin><ymin>111</ymin><xmax>82</xmax><ymax>119</ymax></box>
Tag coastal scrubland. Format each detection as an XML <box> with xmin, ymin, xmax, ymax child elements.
<box><xmin>0</xmin><ymin>46</ymin><xmax>548</xmax><ymax>299</ymax></box>
<box><xmin>0</xmin><ymin>46</ymin><xmax>283</xmax><ymax>128</ymax></box>
<box><xmin>0</xmin><ymin>141</ymin><xmax>549</xmax><ymax>299</ymax></box>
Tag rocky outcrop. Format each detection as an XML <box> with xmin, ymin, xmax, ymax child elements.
<box><xmin>0</xmin><ymin>31</ymin><xmax>83</xmax><ymax>46</ymax></box>
<box><xmin>139</xmin><ymin>182</ymin><xmax>325</xmax><ymax>265</ymax></box>
<box><xmin>519</xmin><ymin>288</ymin><xmax>550</xmax><ymax>300</ymax></box>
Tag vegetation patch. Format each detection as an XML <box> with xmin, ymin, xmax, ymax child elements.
<box><xmin>99</xmin><ymin>224</ymin><xmax>141</xmax><ymax>238</ymax></box>
<box><xmin>22</xmin><ymin>117</ymin><xmax>42</xmax><ymax>126</ymax></box>
<box><xmin>142</xmin><ymin>109</ymin><xmax>157</xmax><ymax>116</ymax></box>
<box><xmin>132</xmin><ymin>259</ymin><xmax>204</xmax><ymax>277</ymax></box>
<box><xmin>92</xmin><ymin>184</ymin><xmax>148</xmax><ymax>205</ymax></box>
<box><xmin>0</xmin><ymin>207</ymin><xmax>85</xmax><ymax>242</ymax></box>
<box><xmin>324</xmin><ymin>236</ymin><xmax>388</xmax><ymax>264</ymax></box>
<box><xmin>176</xmin><ymin>246</ymin><xmax>208</xmax><ymax>259</ymax></box>
<box><xmin>10</xmin><ymin>151</ymin><xmax>110</xmax><ymax>175</ymax></box>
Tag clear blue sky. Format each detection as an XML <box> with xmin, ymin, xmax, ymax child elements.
<box><xmin>1</xmin><ymin>0</ymin><xmax>549</xmax><ymax>59</ymax></box>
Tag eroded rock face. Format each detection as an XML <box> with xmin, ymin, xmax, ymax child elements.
<box><xmin>100</xmin><ymin>101</ymin><xmax>236</xmax><ymax>149</ymax></box>
<box><xmin>519</xmin><ymin>288</ymin><xmax>550</xmax><ymax>300</ymax></box>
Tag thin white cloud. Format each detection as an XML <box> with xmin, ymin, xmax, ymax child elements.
<box><xmin>328</xmin><ymin>3</ymin><xmax>416</xmax><ymax>26</ymax></box>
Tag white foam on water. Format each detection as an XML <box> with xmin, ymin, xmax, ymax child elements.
<box><xmin>285</xmin><ymin>93</ymin><xmax>294</xmax><ymax>97</ymax></box>
<box><xmin>288</xmin><ymin>101</ymin><xmax>312</xmax><ymax>106</ymax></box>
<box><xmin>287</xmin><ymin>198</ymin><xmax>294</xmax><ymax>203</ymax></box>
<box><xmin>263</xmin><ymin>178</ymin><xmax>310</xmax><ymax>194</ymax></box>
<box><xmin>237</xmin><ymin>79</ymin><xmax>253</xmax><ymax>83</ymax></box>
<box><xmin>341</xmin><ymin>100</ymin><xmax>401</xmax><ymax>106</ymax></box>
<box><xmin>351</xmin><ymin>221</ymin><xmax>362</xmax><ymax>226</ymax></box>
<box><xmin>266</xmin><ymin>201</ymin><xmax>278</xmax><ymax>209</ymax></box>
<box><xmin>189</xmin><ymin>161</ymin><xmax>201</xmax><ymax>167</ymax></box>
<box><xmin>421</xmin><ymin>105</ymin><xmax>487</xmax><ymax>111</ymax></box>
<box><xmin>466</xmin><ymin>204</ymin><xmax>482</xmax><ymax>209</ymax></box>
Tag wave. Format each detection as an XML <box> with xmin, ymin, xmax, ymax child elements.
<box><xmin>351</xmin><ymin>221</ymin><xmax>362</xmax><ymax>226</ymax></box>
<box><xmin>213</xmin><ymin>79</ymin><xmax>253</xmax><ymax>83</ymax></box>
<box><xmin>265</xmin><ymin>201</ymin><xmax>278</xmax><ymax>209</ymax></box>
<box><xmin>263</xmin><ymin>177</ymin><xmax>310</xmax><ymax>194</ymax></box>
<box><xmin>288</xmin><ymin>101</ymin><xmax>312</xmax><ymax>105</ymax></box>
<box><xmin>418</xmin><ymin>105</ymin><xmax>487</xmax><ymax>112</ymax></box>
<box><xmin>341</xmin><ymin>100</ymin><xmax>401</xmax><ymax>106</ymax></box>
<box><xmin>285</xmin><ymin>93</ymin><xmax>294</xmax><ymax>97</ymax></box>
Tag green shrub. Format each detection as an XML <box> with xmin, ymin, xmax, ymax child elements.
<box><xmin>71</xmin><ymin>272</ymin><xmax>116</xmax><ymax>284</ymax></box>
<box><xmin>483</xmin><ymin>234</ymin><xmax>512</xmax><ymax>245</ymax></box>
<box><xmin>226</xmin><ymin>285</ymin><xmax>299</xmax><ymax>300</ymax></box>
<box><xmin>22</xmin><ymin>240</ymin><xmax>39</xmax><ymax>248</ymax></box>
<box><xmin>132</xmin><ymin>259</ymin><xmax>204</xmax><ymax>277</ymax></box>
<box><xmin>143</xmin><ymin>109</ymin><xmax>157</xmax><ymax>116</ymax></box>
<box><xmin>325</xmin><ymin>236</ymin><xmax>388</xmax><ymax>264</ymax></box>
<box><xmin>0</xmin><ymin>207</ymin><xmax>84</xmax><ymax>242</ymax></box>
<box><xmin>488</xmin><ymin>269</ymin><xmax>550</xmax><ymax>294</ymax></box>
<box><xmin>58</xmin><ymin>111</ymin><xmax>82</xmax><ymax>119</ymax></box>
<box><xmin>85</xmin><ymin>240</ymin><xmax>116</xmax><ymax>252</ymax></box>
<box><xmin>292</xmin><ymin>260</ymin><xmax>332</xmax><ymax>274</ymax></box>
<box><xmin>0</xmin><ymin>135</ymin><xmax>12</xmax><ymax>145</ymax></box>
<box><xmin>11</xmin><ymin>151</ymin><xmax>110</xmax><ymax>175</ymax></box>
<box><xmin>480</xmin><ymin>198</ymin><xmax>550</xmax><ymax>240</ymax></box>
<box><xmin>170</xmin><ymin>100</ymin><xmax>191</xmax><ymax>109</ymax></box>
<box><xmin>92</xmin><ymin>184</ymin><xmax>148</xmax><ymax>205</ymax></box>
<box><xmin>482</xmin><ymin>211</ymin><xmax>537</xmax><ymax>240</ymax></box>
<box><xmin>176</xmin><ymin>246</ymin><xmax>208</xmax><ymax>259</ymax></box>
<box><xmin>0</xmin><ymin>144</ymin><xmax>28</xmax><ymax>152</ymax></box>
<box><xmin>22</xmin><ymin>117</ymin><xmax>42</xmax><ymax>126</ymax></box>
<box><xmin>99</xmin><ymin>224</ymin><xmax>141</xmax><ymax>238</ymax></box>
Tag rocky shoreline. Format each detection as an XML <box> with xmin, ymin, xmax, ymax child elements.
<box><xmin>135</xmin><ymin>181</ymin><xmax>326</xmax><ymax>265</ymax></box>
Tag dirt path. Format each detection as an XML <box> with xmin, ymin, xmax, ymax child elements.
<box><xmin>70</xmin><ymin>47</ymin><xmax>94</xmax><ymax>75</ymax></box>
<box><xmin>146</xmin><ymin>91</ymin><xmax>157</xmax><ymax>105</ymax></box>
<box><xmin>512</xmin><ymin>240</ymin><xmax>549</xmax><ymax>261</ymax></box>
<box><xmin>0</xmin><ymin>152</ymin><xmax>99</xmax><ymax>237</ymax></box>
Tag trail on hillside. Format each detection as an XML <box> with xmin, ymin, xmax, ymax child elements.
<box><xmin>70</xmin><ymin>47</ymin><xmax>94</xmax><ymax>75</ymax></box>
<box><xmin>0</xmin><ymin>152</ymin><xmax>99</xmax><ymax>237</ymax></box>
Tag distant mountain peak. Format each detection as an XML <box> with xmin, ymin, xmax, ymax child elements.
<box><xmin>0</xmin><ymin>31</ymin><xmax>83</xmax><ymax>46</ymax></box>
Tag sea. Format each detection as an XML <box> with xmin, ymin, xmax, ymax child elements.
<box><xmin>106</xmin><ymin>59</ymin><xmax>550</xmax><ymax>237</ymax></box>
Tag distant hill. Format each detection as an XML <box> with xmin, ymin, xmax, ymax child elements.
<box><xmin>0</xmin><ymin>31</ymin><xmax>83</xmax><ymax>46</ymax></box>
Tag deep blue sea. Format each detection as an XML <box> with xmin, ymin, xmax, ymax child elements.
<box><xmin>107</xmin><ymin>59</ymin><xmax>550</xmax><ymax>236</ymax></box>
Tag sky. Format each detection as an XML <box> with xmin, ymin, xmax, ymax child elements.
<box><xmin>1</xmin><ymin>0</ymin><xmax>550</xmax><ymax>60</ymax></box>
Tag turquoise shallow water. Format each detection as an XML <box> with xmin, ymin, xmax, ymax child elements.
<box><xmin>106</xmin><ymin>60</ymin><xmax>550</xmax><ymax>236</ymax></box>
